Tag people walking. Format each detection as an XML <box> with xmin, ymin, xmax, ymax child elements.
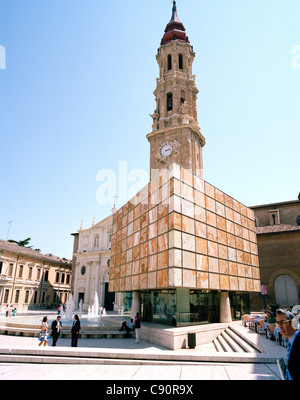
<box><xmin>51</xmin><ymin>315</ymin><xmax>62</xmax><ymax>346</ymax></box>
<box><xmin>71</xmin><ymin>314</ymin><xmax>81</xmax><ymax>347</ymax></box>
<box><xmin>134</xmin><ymin>312</ymin><xmax>141</xmax><ymax>344</ymax></box>
<box><xmin>38</xmin><ymin>316</ymin><xmax>49</xmax><ymax>347</ymax></box>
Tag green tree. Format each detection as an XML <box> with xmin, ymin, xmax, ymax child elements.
<box><xmin>8</xmin><ymin>237</ymin><xmax>41</xmax><ymax>252</ymax></box>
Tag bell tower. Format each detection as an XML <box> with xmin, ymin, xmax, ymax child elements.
<box><xmin>147</xmin><ymin>1</ymin><xmax>206</xmax><ymax>179</ymax></box>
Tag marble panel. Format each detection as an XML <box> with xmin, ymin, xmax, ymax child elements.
<box><xmin>229</xmin><ymin>276</ymin><xmax>238</xmax><ymax>290</ymax></box>
<box><xmin>195</xmin><ymin>205</ymin><xmax>206</xmax><ymax>223</ymax></box>
<box><xmin>140</xmin><ymin>227</ymin><xmax>148</xmax><ymax>243</ymax></box>
<box><xmin>207</xmin><ymin>241</ymin><xmax>218</xmax><ymax>257</ymax></box>
<box><xmin>197</xmin><ymin>271</ymin><xmax>209</xmax><ymax>289</ymax></box>
<box><xmin>216</xmin><ymin>201</ymin><xmax>225</xmax><ymax>217</ymax></box>
<box><xmin>219</xmin><ymin>260</ymin><xmax>229</xmax><ymax>274</ymax></box>
<box><xmin>169</xmin><ymin>177</ymin><xmax>181</xmax><ymax>197</ymax></box>
<box><xmin>182</xmin><ymin>215</ymin><xmax>195</xmax><ymax>234</ymax></box>
<box><xmin>229</xmin><ymin>262</ymin><xmax>238</xmax><ymax>276</ymax></box>
<box><xmin>169</xmin><ymin>212</ymin><xmax>181</xmax><ymax>230</ymax></box>
<box><xmin>169</xmin><ymin>268</ymin><xmax>182</xmax><ymax>287</ymax></box>
<box><xmin>169</xmin><ymin>194</ymin><xmax>182</xmax><ymax>213</ymax></box>
<box><xmin>140</xmin><ymin>242</ymin><xmax>148</xmax><ymax>259</ymax></box>
<box><xmin>148</xmin><ymin>206</ymin><xmax>158</xmax><ymax>224</ymax></box>
<box><xmin>158</xmin><ymin>215</ymin><xmax>169</xmax><ymax>235</ymax></box>
<box><xmin>126</xmin><ymin>263</ymin><xmax>132</xmax><ymax>276</ymax></box>
<box><xmin>126</xmin><ymin>249</ymin><xmax>132</xmax><ymax>263</ymax></box>
<box><xmin>132</xmin><ymin>275</ymin><xmax>139</xmax><ymax>290</ymax></box>
<box><xmin>157</xmin><ymin>232</ymin><xmax>168</xmax><ymax>252</ymax></box>
<box><xmin>217</xmin><ymin>230</ymin><xmax>227</xmax><ymax>246</ymax></box>
<box><xmin>169</xmin><ymin>230</ymin><xmax>181</xmax><ymax>248</ymax></box>
<box><xmin>157</xmin><ymin>269</ymin><xmax>168</xmax><ymax>288</ymax></box>
<box><xmin>148</xmin><ymin>254</ymin><xmax>157</xmax><ymax>271</ymax></box>
<box><xmin>148</xmin><ymin>271</ymin><xmax>157</xmax><ymax>288</ymax></box>
<box><xmin>193</xmin><ymin>175</ymin><xmax>205</xmax><ymax>193</ymax></box>
<box><xmin>252</xmin><ymin>267</ymin><xmax>260</xmax><ymax>279</ymax></box>
<box><xmin>183</xmin><ymin>269</ymin><xmax>196</xmax><ymax>287</ymax></box>
<box><xmin>195</xmin><ymin>221</ymin><xmax>207</xmax><ymax>238</ymax></box>
<box><xmin>205</xmin><ymin>196</ymin><xmax>216</xmax><ymax>213</ymax></box>
<box><xmin>237</xmin><ymin>263</ymin><xmax>245</xmax><ymax>277</ymax></box>
<box><xmin>158</xmin><ymin>202</ymin><xmax>169</xmax><ymax>219</ymax></box>
<box><xmin>220</xmin><ymin>274</ymin><xmax>230</xmax><ymax>290</ymax></box>
<box><xmin>204</xmin><ymin>182</ymin><xmax>215</xmax><ymax>198</ymax></box>
<box><xmin>140</xmin><ymin>273</ymin><xmax>147</xmax><ymax>289</ymax></box>
<box><xmin>206</xmin><ymin>211</ymin><xmax>217</xmax><ymax>227</ymax></box>
<box><xmin>157</xmin><ymin>251</ymin><xmax>168</xmax><ymax>270</ymax></box>
<box><xmin>181</xmin><ymin>198</ymin><xmax>195</xmax><ymax>218</ymax></box>
<box><xmin>196</xmin><ymin>237</ymin><xmax>207</xmax><ymax>255</ymax></box>
<box><xmin>209</xmin><ymin>273</ymin><xmax>220</xmax><ymax>290</ymax></box>
<box><xmin>148</xmin><ymin>222</ymin><xmax>157</xmax><ymax>240</ymax></box>
<box><xmin>196</xmin><ymin>254</ymin><xmax>208</xmax><ymax>271</ymax></box>
<box><xmin>182</xmin><ymin>232</ymin><xmax>195</xmax><ymax>252</ymax></box>
<box><xmin>238</xmin><ymin>277</ymin><xmax>246</xmax><ymax>291</ymax></box>
<box><xmin>182</xmin><ymin>250</ymin><xmax>195</xmax><ymax>269</ymax></box>
<box><xmin>207</xmin><ymin>226</ymin><xmax>217</xmax><ymax>242</ymax></box>
<box><xmin>148</xmin><ymin>238</ymin><xmax>157</xmax><ymax>256</ymax></box>
<box><xmin>125</xmin><ymin>276</ymin><xmax>132</xmax><ymax>291</ymax></box>
<box><xmin>140</xmin><ymin>213</ymin><xmax>148</xmax><ymax>229</ymax></box>
<box><xmin>208</xmin><ymin>257</ymin><xmax>219</xmax><ymax>273</ymax></box>
<box><xmin>194</xmin><ymin>190</ymin><xmax>205</xmax><ymax>208</ymax></box>
<box><xmin>181</xmin><ymin>168</ymin><xmax>193</xmax><ymax>187</ymax></box>
<box><xmin>132</xmin><ymin>260</ymin><xmax>140</xmax><ymax>275</ymax></box>
<box><xmin>246</xmin><ymin>279</ymin><xmax>254</xmax><ymax>291</ymax></box>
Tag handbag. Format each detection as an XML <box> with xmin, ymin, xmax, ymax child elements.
<box><xmin>38</xmin><ymin>330</ymin><xmax>45</xmax><ymax>341</ymax></box>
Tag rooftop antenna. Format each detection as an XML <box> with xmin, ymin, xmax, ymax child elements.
<box><xmin>7</xmin><ymin>220</ymin><xmax>13</xmax><ymax>240</ymax></box>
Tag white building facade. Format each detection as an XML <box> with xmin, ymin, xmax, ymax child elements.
<box><xmin>72</xmin><ymin>214</ymin><xmax>120</xmax><ymax>312</ymax></box>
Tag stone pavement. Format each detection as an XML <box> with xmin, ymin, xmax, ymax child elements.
<box><xmin>0</xmin><ymin>320</ymin><xmax>287</xmax><ymax>381</ymax></box>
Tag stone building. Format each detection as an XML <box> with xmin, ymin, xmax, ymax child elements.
<box><xmin>0</xmin><ymin>239</ymin><xmax>72</xmax><ymax>311</ymax></box>
<box><xmin>71</xmin><ymin>215</ymin><xmax>120</xmax><ymax>312</ymax></box>
<box><xmin>250</xmin><ymin>197</ymin><xmax>300</xmax><ymax>310</ymax></box>
<box><xmin>109</xmin><ymin>2</ymin><xmax>261</xmax><ymax>326</ymax></box>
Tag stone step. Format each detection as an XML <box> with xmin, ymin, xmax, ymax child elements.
<box><xmin>214</xmin><ymin>327</ymin><xmax>262</xmax><ymax>354</ymax></box>
<box><xmin>215</xmin><ymin>334</ymin><xmax>232</xmax><ymax>352</ymax></box>
<box><xmin>221</xmin><ymin>331</ymin><xmax>245</xmax><ymax>353</ymax></box>
<box><xmin>227</xmin><ymin>326</ymin><xmax>263</xmax><ymax>353</ymax></box>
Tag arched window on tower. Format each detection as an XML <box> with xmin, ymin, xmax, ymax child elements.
<box><xmin>168</xmin><ymin>54</ymin><xmax>172</xmax><ymax>70</ymax></box>
<box><xmin>179</xmin><ymin>54</ymin><xmax>183</xmax><ymax>70</ymax></box>
<box><xmin>167</xmin><ymin>93</ymin><xmax>173</xmax><ymax>111</ymax></box>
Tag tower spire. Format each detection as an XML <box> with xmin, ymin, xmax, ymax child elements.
<box><xmin>169</xmin><ymin>1</ymin><xmax>179</xmax><ymax>23</ymax></box>
<box><xmin>161</xmin><ymin>1</ymin><xmax>189</xmax><ymax>46</ymax></box>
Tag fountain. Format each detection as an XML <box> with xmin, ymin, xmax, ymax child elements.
<box><xmin>0</xmin><ymin>291</ymin><xmax>118</xmax><ymax>335</ymax></box>
<box><xmin>63</xmin><ymin>294</ymin><xmax>75</xmax><ymax>321</ymax></box>
<box><xmin>78</xmin><ymin>299</ymin><xmax>83</xmax><ymax>320</ymax></box>
<box><xmin>88</xmin><ymin>291</ymin><xmax>101</xmax><ymax>320</ymax></box>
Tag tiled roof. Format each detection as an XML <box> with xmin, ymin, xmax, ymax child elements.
<box><xmin>0</xmin><ymin>239</ymin><xmax>72</xmax><ymax>265</ymax></box>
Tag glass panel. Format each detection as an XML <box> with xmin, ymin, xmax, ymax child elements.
<box><xmin>229</xmin><ymin>292</ymin><xmax>250</xmax><ymax>319</ymax></box>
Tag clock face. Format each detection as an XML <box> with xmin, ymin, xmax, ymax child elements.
<box><xmin>160</xmin><ymin>144</ymin><xmax>173</xmax><ymax>157</ymax></box>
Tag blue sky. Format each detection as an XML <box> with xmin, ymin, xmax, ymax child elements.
<box><xmin>0</xmin><ymin>0</ymin><xmax>299</xmax><ymax>258</ymax></box>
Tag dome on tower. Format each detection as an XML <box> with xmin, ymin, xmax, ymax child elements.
<box><xmin>161</xmin><ymin>1</ymin><xmax>190</xmax><ymax>46</ymax></box>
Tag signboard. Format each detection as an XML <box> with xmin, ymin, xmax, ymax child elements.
<box><xmin>261</xmin><ymin>285</ymin><xmax>268</xmax><ymax>295</ymax></box>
